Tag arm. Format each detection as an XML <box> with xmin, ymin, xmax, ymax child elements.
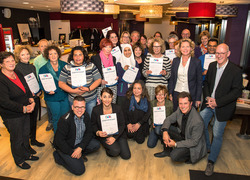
<box><xmin>161</xmin><ymin>56</ymin><xmax>171</xmax><ymax>80</ymax></box>
<box><xmin>142</xmin><ymin>56</ymin><xmax>150</xmax><ymax>78</ymax></box>
<box><xmin>91</xmin><ymin>106</ymin><xmax>100</xmax><ymax>135</ymax></box>
<box><xmin>138</xmin><ymin>100</ymin><xmax>151</xmax><ymax>125</ymax></box>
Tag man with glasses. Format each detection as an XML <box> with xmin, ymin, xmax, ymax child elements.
<box><xmin>53</xmin><ymin>96</ymin><xmax>100</xmax><ymax>175</ymax></box>
<box><xmin>200</xmin><ymin>43</ymin><xmax>242</xmax><ymax>176</ymax></box>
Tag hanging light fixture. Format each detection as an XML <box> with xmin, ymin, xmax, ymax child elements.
<box><xmin>61</xmin><ymin>0</ymin><xmax>104</xmax><ymax>14</ymax></box>
<box><xmin>216</xmin><ymin>5</ymin><xmax>238</xmax><ymax>17</ymax></box>
<box><xmin>188</xmin><ymin>2</ymin><xmax>216</xmax><ymax>18</ymax></box>
<box><xmin>135</xmin><ymin>14</ymin><xmax>146</xmax><ymax>22</ymax></box>
<box><xmin>140</xmin><ymin>5</ymin><xmax>163</xmax><ymax>18</ymax></box>
<box><xmin>104</xmin><ymin>4</ymin><xmax>120</xmax><ymax>14</ymax></box>
<box><xmin>114</xmin><ymin>0</ymin><xmax>172</xmax><ymax>5</ymax></box>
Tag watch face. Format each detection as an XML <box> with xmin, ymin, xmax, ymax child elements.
<box><xmin>4</xmin><ymin>8</ymin><xmax>11</xmax><ymax>18</ymax></box>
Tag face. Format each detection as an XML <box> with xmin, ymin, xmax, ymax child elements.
<box><xmin>134</xmin><ymin>47</ymin><xmax>142</xmax><ymax>57</ymax></box>
<box><xmin>122</xmin><ymin>33</ymin><xmax>130</xmax><ymax>44</ymax></box>
<box><xmin>156</xmin><ymin>90</ymin><xmax>167</xmax><ymax>104</ymax></box>
<box><xmin>168</xmin><ymin>38</ymin><xmax>176</xmax><ymax>49</ymax></box>
<box><xmin>140</xmin><ymin>36</ymin><xmax>147</xmax><ymax>45</ymax></box>
<box><xmin>131</xmin><ymin>33</ymin><xmax>140</xmax><ymax>43</ymax></box>
<box><xmin>101</xmin><ymin>92</ymin><xmax>113</xmax><ymax>107</ymax></box>
<box><xmin>147</xmin><ymin>39</ymin><xmax>153</xmax><ymax>48</ymax></box>
<box><xmin>124</xmin><ymin>47</ymin><xmax>132</xmax><ymax>58</ymax></box>
<box><xmin>39</xmin><ymin>41</ymin><xmax>48</xmax><ymax>54</ymax></box>
<box><xmin>73</xmin><ymin>50</ymin><xmax>84</xmax><ymax>66</ymax></box>
<box><xmin>154</xmin><ymin>33</ymin><xmax>161</xmax><ymax>39</ymax></box>
<box><xmin>153</xmin><ymin>42</ymin><xmax>162</xmax><ymax>55</ymax></box>
<box><xmin>180</xmin><ymin>41</ymin><xmax>191</xmax><ymax>56</ymax></box>
<box><xmin>178</xmin><ymin>97</ymin><xmax>192</xmax><ymax>114</ymax></box>
<box><xmin>72</xmin><ymin>100</ymin><xmax>86</xmax><ymax>118</ymax></box>
<box><xmin>19</xmin><ymin>49</ymin><xmax>30</xmax><ymax>64</ymax></box>
<box><xmin>109</xmin><ymin>33</ymin><xmax>118</xmax><ymax>45</ymax></box>
<box><xmin>207</xmin><ymin>41</ymin><xmax>218</xmax><ymax>54</ymax></box>
<box><xmin>133</xmin><ymin>83</ymin><xmax>142</xmax><ymax>98</ymax></box>
<box><xmin>102</xmin><ymin>45</ymin><xmax>112</xmax><ymax>56</ymax></box>
<box><xmin>215</xmin><ymin>44</ymin><xmax>230</xmax><ymax>67</ymax></box>
<box><xmin>0</xmin><ymin>55</ymin><xmax>16</xmax><ymax>72</ymax></box>
<box><xmin>174</xmin><ymin>44</ymin><xmax>179</xmax><ymax>55</ymax></box>
<box><xmin>181</xmin><ymin>29</ymin><xmax>190</xmax><ymax>39</ymax></box>
<box><xmin>48</xmin><ymin>49</ymin><xmax>59</xmax><ymax>62</ymax></box>
<box><xmin>201</xmin><ymin>36</ymin><xmax>209</xmax><ymax>46</ymax></box>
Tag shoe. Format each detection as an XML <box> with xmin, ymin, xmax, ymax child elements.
<box><xmin>31</xmin><ymin>140</ymin><xmax>45</xmax><ymax>147</ymax></box>
<box><xmin>29</xmin><ymin>147</ymin><xmax>37</xmax><ymax>154</ymax></box>
<box><xmin>83</xmin><ymin>156</ymin><xmax>88</xmax><ymax>162</ymax></box>
<box><xmin>17</xmin><ymin>162</ymin><xmax>31</xmax><ymax>169</ymax></box>
<box><xmin>205</xmin><ymin>162</ymin><xmax>214</xmax><ymax>176</ymax></box>
<box><xmin>26</xmin><ymin>155</ymin><xmax>39</xmax><ymax>161</ymax></box>
<box><xmin>154</xmin><ymin>150</ymin><xmax>170</xmax><ymax>158</ymax></box>
<box><xmin>46</xmin><ymin>123</ymin><xmax>53</xmax><ymax>131</ymax></box>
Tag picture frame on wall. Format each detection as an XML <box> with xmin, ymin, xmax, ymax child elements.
<box><xmin>17</xmin><ymin>23</ymin><xmax>32</xmax><ymax>42</ymax></box>
<box><xmin>59</xmin><ymin>33</ymin><xmax>66</xmax><ymax>44</ymax></box>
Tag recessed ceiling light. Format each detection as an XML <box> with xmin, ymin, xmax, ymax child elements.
<box><xmin>23</xmin><ymin>2</ymin><xmax>29</xmax><ymax>4</ymax></box>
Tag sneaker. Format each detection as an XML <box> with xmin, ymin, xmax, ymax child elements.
<box><xmin>205</xmin><ymin>162</ymin><xmax>214</xmax><ymax>176</ymax></box>
<box><xmin>31</xmin><ymin>140</ymin><xmax>45</xmax><ymax>147</ymax></box>
<box><xmin>46</xmin><ymin>123</ymin><xmax>53</xmax><ymax>131</ymax></box>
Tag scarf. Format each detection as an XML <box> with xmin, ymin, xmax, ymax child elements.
<box><xmin>129</xmin><ymin>95</ymin><xmax>148</xmax><ymax>112</ymax></box>
<box><xmin>119</xmin><ymin>44</ymin><xmax>136</xmax><ymax>69</ymax></box>
<box><xmin>46</xmin><ymin>59</ymin><xmax>64</xmax><ymax>81</ymax></box>
<box><xmin>200</xmin><ymin>44</ymin><xmax>207</xmax><ymax>55</ymax></box>
<box><xmin>99</xmin><ymin>50</ymin><xmax>114</xmax><ymax>68</ymax></box>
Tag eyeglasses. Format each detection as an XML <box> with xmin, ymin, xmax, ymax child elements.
<box><xmin>73</xmin><ymin>106</ymin><xmax>86</xmax><ymax>110</ymax></box>
<box><xmin>215</xmin><ymin>52</ymin><xmax>228</xmax><ymax>55</ymax></box>
<box><xmin>153</xmin><ymin>46</ymin><xmax>161</xmax><ymax>48</ymax></box>
<box><xmin>156</xmin><ymin>94</ymin><xmax>165</xmax><ymax>97</ymax></box>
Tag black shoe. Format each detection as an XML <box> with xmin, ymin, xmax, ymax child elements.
<box><xmin>46</xmin><ymin>123</ymin><xmax>53</xmax><ymax>131</ymax></box>
<box><xmin>205</xmin><ymin>162</ymin><xmax>214</xmax><ymax>176</ymax></box>
<box><xmin>154</xmin><ymin>150</ymin><xmax>170</xmax><ymax>158</ymax></box>
<box><xmin>26</xmin><ymin>155</ymin><xmax>39</xmax><ymax>161</ymax></box>
<box><xmin>83</xmin><ymin>156</ymin><xmax>88</xmax><ymax>162</ymax></box>
<box><xmin>31</xmin><ymin>140</ymin><xmax>45</xmax><ymax>147</ymax></box>
<box><xmin>17</xmin><ymin>162</ymin><xmax>31</xmax><ymax>169</ymax></box>
<box><xmin>29</xmin><ymin>147</ymin><xmax>37</xmax><ymax>154</ymax></box>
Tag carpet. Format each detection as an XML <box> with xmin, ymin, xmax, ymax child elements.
<box><xmin>189</xmin><ymin>170</ymin><xmax>250</xmax><ymax>180</ymax></box>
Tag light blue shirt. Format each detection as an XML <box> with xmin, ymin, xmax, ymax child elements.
<box><xmin>74</xmin><ymin>115</ymin><xmax>86</xmax><ymax>146</ymax></box>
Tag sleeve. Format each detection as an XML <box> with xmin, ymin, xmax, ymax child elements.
<box><xmin>163</xmin><ymin>56</ymin><xmax>171</xmax><ymax>80</ymax></box>
<box><xmin>203</xmin><ymin>63</ymin><xmax>213</xmax><ymax>98</ymax></box>
<box><xmin>168</xmin><ymin>59</ymin><xmax>177</xmax><ymax>95</ymax></box>
<box><xmin>138</xmin><ymin>100</ymin><xmax>151</xmax><ymax>125</ymax></box>
<box><xmin>116</xmin><ymin>62</ymin><xmax>125</xmax><ymax>83</ymax></box>
<box><xmin>161</xmin><ymin>110</ymin><xmax>178</xmax><ymax>130</ymax></box>
<box><xmin>196</xmin><ymin>59</ymin><xmax>203</xmax><ymax>101</ymax></box>
<box><xmin>142</xmin><ymin>55</ymin><xmax>150</xmax><ymax>78</ymax></box>
<box><xmin>91</xmin><ymin>63</ymin><xmax>102</xmax><ymax>81</ymax></box>
<box><xmin>123</xmin><ymin>98</ymin><xmax>131</xmax><ymax>125</ymax></box>
<box><xmin>58</xmin><ymin>65</ymin><xmax>69</xmax><ymax>83</ymax></box>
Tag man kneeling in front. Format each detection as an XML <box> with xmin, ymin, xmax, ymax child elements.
<box><xmin>53</xmin><ymin>96</ymin><xmax>100</xmax><ymax>175</ymax></box>
<box><xmin>154</xmin><ymin>92</ymin><xmax>207</xmax><ymax>164</ymax></box>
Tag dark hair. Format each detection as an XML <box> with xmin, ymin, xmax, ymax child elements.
<box><xmin>126</xmin><ymin>80</ymin><xmax>149</xmax><ymax>100</ymax></box>
<box><xmin>155</xmin><ymin>85</ymin><xmax>168</xmax><ymax>96</ymax></box>
<box><xmin>0</xmin><ymin>51</ymin><xmax>15</xmax><ymax>64</ymax></box>
<box><xmin>73</xmin><ymin>96</ymin><xmax>86</xmax><ymax>102</ymax></box>
<box><xmin>177</xmin><ymin>91</ymin><xmax>192</xmax><ymax>102</ymax></box>
<box><xmin>101</xmin><ymin>87</ymin><xmax>113</xmax><ymax>97</ymax></box>
<box><xmin>106</xmin><ymin>30</ymin><xmax>119</xmax><ymax>39</ymax></box>
<box><xmin>140</xmin><ymin>34</ymin><xmax>147</xmax><ymax>40</ymax></box>
<box><xmin>154</xmin><ymin>31</ymin><xmax>163</xmax><ymax>39</ymax></box>
<box><xmin>99</xmin><ymin>38</ymin><xmax>113</xmax><ymax>50</ymax></box>
<box><xmin>68</xmin><ymin>46</ymin><xmax>89</xmax><ymax>64</ymax></box>
<box><xmin>43</xmin><ymin>45</ymin><xmax>61</xmax><ymax>60</ymax></box>
<box><xmin>169</xmin><ymin>31</ymin><xmax>178</xmax><ymax>36</ymax></box>
<box><xmin>132</xmin><ymin>42</ymin><xmax>144</xmax><ymax>54</ymax></box>
<box><xmin>208</xmin><ymin>38</ymin><xmax>218</xmax><ymax>45</ymax></box>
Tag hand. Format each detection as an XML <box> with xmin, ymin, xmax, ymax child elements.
<box><xmin>98</xmin><ymin>131</ymin><xmax>108</xmax><ymax>137</ymax></box>
<box><xmin>48</xmin><ymin>91</ymin><xmax>55</xmax><ymax>95</ymax></box>
<box><xmin>101</xmin><ymin>79</ymin><xmax>108</xmax><ymax>85</ymax></box>
<box><xmin>162</xmin><ymin>131</ymin><xmax>170</xmax><ymax>146</ymax></box>
<box><xmin>115</xmin><ymin>76</ymin><xmax>119</xmax><ymax>81</ymax></box>
<box><xmin>152</xmin><ymin>123</ymin><xmax>155</xmax><ymax>129</ymax></box>
<box><xmin>74</xmin><ymin>87</ymin><xmax>85</xmax><ymax>95</ymax></box>
<box><xmin>160</xmin><ymin>70</ymin><xmax>167</xmax><ymax>76</ymax></box>
<box><xmin>124</xmin><ymin>65</ymin><xmax>129</xmax><ymax>71</ymax></box>
<box><xmin>127</xmin><ymin>123</ymin><xmax>133</xmax><ymax>133</ymax></box>
<box><xmin>167</xmin><ymin>139</ymin><xmax>176</xmax><ymax>148</ymax></box>
<box><xmin>32</xmin><ymin>93</ymin><xmax>35</xmax><ymax>97</ymax></box>
<box><xmin>202</xmin><ymin>70</ymin><xmax>207</xmax><ymax>76</ymax></box>
<box><xmin>71</xmin><ymin>147</ymin><xmax>82</xmax><ymax>159</ymax></box>
<box><xmin>132</xmin><ymin>123</ymin><xmax>141</xmax><ymax>132</ymax></box>
<box><xmin>169</xmin><ymin>94</ymin><xmax>173</xmax><ymax>101</ymax></box>
<box><xmin>206</xmin><ymin>97</ymin><xmax>217</xmax><ymax>109</ymax></box>
<box><xmin>79</xmin><ymin>86</ymin><xmax>89</xmax><ymax>93</ymax></box>
<box><xmin>146</xmin><ymin>70</ymin><xmax>152</xmax><ymax>75</ymax></box>
<box><xmin>196</xmin><ymin>101</ymin><xmax>201</xmax><ymax>108</ymax></box>
<box><xmin>29</xmin><ymin>98</ymin><xmax>35</xmax><ymax>104</ymax></box>
<box><xmin>106</xmin><ymin>137</ymin><xmax>115</xmax><ymax>145</ymax></box>
<box><xmin>26</xmin><ymin>103</ymin><xmax>35</xmax><ymax>113</ymax></box>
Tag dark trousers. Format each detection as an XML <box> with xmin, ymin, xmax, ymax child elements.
<box><xmin>30</xmin><ymin>96</ymin><xmax>39</xmax><ymax>141</ymax></box>
<box><xmin>99</xmin><ymin>137</ymin><xmax>131</xmax><ymax>159</ymax></box>
<box><xmin>168</xmin><ymin>125</ymin><xmax>190</xmax><ymax>162</ymax></box>
<box><xmin>127</xmin><ymin>123</ymin><xmax>149</xmax><ymax>144</ymax></box>
<box><xmin>4</xmin><ymin>115</ymin><xmax>31</xmax><ymax>164</ymax></box>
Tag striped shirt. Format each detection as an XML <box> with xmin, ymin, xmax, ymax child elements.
<box><xmin>142</xmin><ymin>53</ymin><xmax>172</xmax><ymax>87</ymax></box>
<box><xmin>59</xmin><ymin>61</ymin><xmax>101</xmax><ymax>102</ymax></box>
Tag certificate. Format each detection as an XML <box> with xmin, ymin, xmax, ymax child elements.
<box><xmin>71</xmin><ymin>67</ymin><xmax>87</xmax><ymax>88</ymax></box>
<box><xmin>102</xmin><ymin>26</ymin><xmax>112</xmax><ymax>38</ymax></box>
<box><xmin>153</xmin><ymin>106</ymin><xmax>166</xmax><ymax>125</ymax></box>
<box><xmin>165</xmin><ymin>49</ymin><xmax>176</xmax><ymax>60</ymax></box>
<box><xmin>103</xmin><ymin>66</ymin><xmax>117</xmax><ymax>86</ymax></box>
<box><xmin>24</xmin><ymin>72</ymin><xmax>40</xmax><ymax>94</ymax></box>
<box><xmin>39</xmin><ymin>73</ymin><xmax>56</xmax><ymax>92</ymax></box>
<box><xmin>122</xmin><ymin>66</ymin><xmax>139</xmax><ymax>84</ymax></box>
<box><xmin>149</xmin><ymin>57</ymin><xmax>163</xmax><ymax>76</ymax></box>
<box><xmin>111</xmin><ymin>46</ymin><xmax>121</xmax><ymax>62</ymax></box>
<box><xmin>204</xmin><ymin>54</ymin><xmax>216</xmax><ymax>70</ymax></box>
<box><xmin>100</xmin><ymin>113</ymin><xmax>118</xmax><ymax>135</ymax></box>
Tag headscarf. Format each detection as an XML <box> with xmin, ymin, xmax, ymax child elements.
<box><xmin>99</xmin><ymin>50</ymin><xmax>114</xmax><ymax>68</ymax></box>
<box><xmin>119</xmin><ymin>44</ymin><xmax>136</xmax><ymax>69</ymax></box>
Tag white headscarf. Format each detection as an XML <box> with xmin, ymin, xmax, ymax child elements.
<box><xmin>119</xmin><ymin>44</ymin><xmax>136</xmax><ymax>69</ymax></box>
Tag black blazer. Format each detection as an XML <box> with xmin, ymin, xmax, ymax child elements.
<box><xmin>201</xmin><ymin>61</ymin><xmax>242</xmax><ymax>121</ymax></box>
<box><xmin>168</xmin><ymin>56</ymin><xmax>203</xmax><ymax>101</ymax></box>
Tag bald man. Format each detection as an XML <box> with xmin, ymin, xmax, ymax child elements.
<box><xmin>181</xmin><ymin>29</ymin><xmax>191</xmax><ymax>39</ymax></box>
<box><xmin>200</xmin><ymin>43</ymin><xmax>242</xmax><ymax>176</ymax></box>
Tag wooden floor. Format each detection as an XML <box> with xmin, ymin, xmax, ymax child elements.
<box><xmin>0</xmin><ymin>114</ymin><xmax>250</xmax><ymax>180</ymax></box>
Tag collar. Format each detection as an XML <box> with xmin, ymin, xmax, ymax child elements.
<box><xmin>217</xmin><ymin>59</ymin><xmax>229</xmax><ymax>70</ymax></box>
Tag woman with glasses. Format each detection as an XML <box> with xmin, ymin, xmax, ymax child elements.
<box><xmin>120</xmin><ymin>31</ymin><xmax>131</xmax><ymax>45</ymax></box>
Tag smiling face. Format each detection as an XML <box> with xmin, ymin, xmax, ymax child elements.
<box><xmin>72</xmin><ymin>100</ymin><xmax>86</xmax><ymax>118</ymax></box>
<box><xmin>0</xmin><ymin>55</ymin><xmax>16</xmax><ymax>72</ymax></box>
<box><xmin>19</xmin><ymin>49</ymin><xmax>30</xmax><ymax>64</ymax></box>
<box><xmin>168</xmin><ymin>38</ymin><xmax>176</xmax><ymax>49</ymax></box>
<box><xmin>180</xmin><ymin>41</ymin><xmax>191</xmax><ymax>56</ymax></box>
<box><xmin>101</xmin><ymin>92</ymin><xmax>113</xmax><ymax>107</ymax></box>
<box><xmin>140</xmin><ymin>36</ymin><xmax>147</xmax><ymax>45</ymax></box>
<box><xmin>131</xmin><ymin>33</ymin><xmax>140</xmax><ymax>44</ymax></box>
<box><xmin>124</xmin><ymin>47</ymin><xmax>132</xmax><ymax>58</ymax></box>
<box><xmin>207</xmin><ymin>41</ymin><xmax>218</xmax><ymax>54</ymax></box>
<box><xmin>201</xmin><ymin>35</ymin><xmax>209</xmax><ymax>46</ymax></box>
<box><xmin>178</xmin><ymin>97</ymin><xmax>192</xmax><ymax>114</ymax></box>
<box><xmin>48</xmin><ymin>49</ymin><xmax>59</xmax><ymax>63</ymax></box>
<box><xmin>181</xmin><ymin>29</ymin><xmax>190</xmax><ymax>39</ymax></box>
<box><xmin>73</xmin><ymin>50</ymin><xmax>84</xmax><ymax>66</ymax></box>
<box><xmin>39</xmin><ymin>40</ymin><xmax>48</xmax><ymax>54</ymax></box>
<box><xmin>156</xmin><ymin>90</ymin><xmax>167</xmax><ymax>104</ymax></box>
<box><xmin>122</xmin><ymin>33</ymin><xmax>130</xmax><ymax>44</ymax></box>
<box><xmin>109</xmin><ymin>33</ymin><xmax>118</xmax><ymax>46</ymax></box>
<box><xmin>153</xmin><ymin>42</ymin><xmax>162</xmax><ymax>55</ymax></box>
<box><xmin>215</xmin><ymin>44</ymin><xmax>230</xmax><ymax>67</ymax></box>
<box><xmin>133</xmin><ymin>83</ymin><xmax>142</xmax><ymax>98</ymax></box>
<box><xmin>134</xmin><ymin>47</ymin><xmax>142</xmax><ymax>57</ymax></box>
<box><xmin>102</xmin><ymin>45</ymin><xmax>112</xmax><ymax>57</ymax></box>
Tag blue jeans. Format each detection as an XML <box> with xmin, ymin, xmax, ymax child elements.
<box><xmin>200</xmin><ymin>107</ymin><xmax>227</xmax><ymax>163</ymax></box>
<box><xmin>147</xmin><ymin>125</ymin><xmax>162</xmax><ymax>148</ymax></box>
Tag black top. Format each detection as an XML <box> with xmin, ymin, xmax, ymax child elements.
<box><xmin>15</xmin><ymin>62</ymin><xmax>37</xmax><ymax>77</ymax></box>
<box><xmin>181</xmin><ymin>108</ymin><xmax>192</xmax><ymax>139</ymax></box>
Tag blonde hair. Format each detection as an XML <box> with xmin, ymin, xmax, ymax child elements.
<box><xmin>148</xmin><ymin>38</ymin><xmax>166</xmax><ymax>54</ymax></box>
<box><xmin>120</xmin><ymin>31</ymin><xmax>131</xmax><ymax>44</ymax></box>
<box><xmin>176</xmin><ymin>38</ymin><xmax>195</xmax><ymax>57</ymax></box>
<box><xmin>14</xmin><ymin>45</ymin><xmax>32</xmax><ymax>63</ymax></box>
<box><xmin>199</xmin><ymin>30</ymin><xmax>210</xmax><ymax>39</ymax></box>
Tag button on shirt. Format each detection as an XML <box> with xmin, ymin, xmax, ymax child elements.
<box><xmin>74</xmin><ymin>115</ymin><xmax>86</xmax><ymax>146</ymax></box>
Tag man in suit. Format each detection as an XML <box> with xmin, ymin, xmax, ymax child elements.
<box><xmin>154</xmin><ymin>92</ymin><xmax>207</xmax><ymax>164</ymax></box>
<box><xmin>200</xmin><ymin>43</ymin><xmax>242</xmax><ymax>176</ymax></box>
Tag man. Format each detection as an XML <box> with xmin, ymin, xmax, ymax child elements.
<box><xmin>53</xmin><ymin>96</ymin><xmax>100</xmax><ymax>175</ymax></box>
<box><xmin>154</xmin><ymin>92</ymin><xmax>207</xmax><ymax>164</ymax></box>
<box><xmin>181</xmin><ymin>29</ymin><xmax>191</xmax><ymax>39</ymax></box>
<box><xmin>199</xmin><ymin>38</ymin><xmax>218</xmax><ymax>82</ymax></box>
<box><xmin>167</xmin><ymin>34</ymin><xmax>178</xmax><ymax>49</ymax></box>
<box><xmin>131</xmin><ymin>31</ymin><xmax>140</xmax><ymax>46</ymax></box>
<box><xmin>200</xmin><ymin>43</ymin><xmax>242</xmax><ymax>176</ymax></box>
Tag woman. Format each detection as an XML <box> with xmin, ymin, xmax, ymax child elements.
<box><xmin>91</xmin><ymin>38</ymin><xmax>118</xmax><ymax>103</ymax></box>
<box><xmin>168</xmin><ymin>38</ymin><xmax>202</xmax><ymax>111</ymax></box>
<box><xmin>123</xmin><ymin>80</ymin><xmax>151</xmax><ymax>144</ymax></box>
<box><xmin>0</xmin><ymin>52</ymin><xmax>38</xmax><ymax>169</ymax></box>
<box><xmin>38</xmin><ymin>46</ymin><xmax>70</xmax><ymax>132</ymax></box>
<box><xmin>147</xmin><ymin>85</ymin><xmax>173</xmax><ymax>148</ymax></box>
<box><xmin>146</xmin><ymin>37</ymin><xmax>154</xmax><ymax>55</ymax></box>
<box><xmin>116</xmin><ymin>44</ymin><xmax>140</xmax><ymax>106</ymax></box>
<box><xmin>106</xmin><ymin>30</ymin><xmax>120</xmax><ymax>48</ymax></box>
<box><xmin>199</xmin><ymin>30</ymin><xmax>211</xmax><ymax>55</ymax></box>
<box><xmin>140</xmin><ymin>34</ymin><xmax>148</xmax><ymax>55</ymax></box>
<box><xmin>91</xmin><ymin>87</ymin><xmax>131</xmax><ymax>159</ymax></box>
<box><xmin>59</xmin><ymin>46</ymin><xmax>101</xmax><ymax>117</ymax></box>
<box><xmin>142</xmin><ymin>38</ymin><xmax>172</xmax><ymax>101</ymax></box>
<box><xmin>120</xmin><ymin>31</ymin><xmax>131</xmax><ymax>45</ymax></box>
<box><xmin>133</xmin><ymin>43</ymin><xmax>146</xmax><ymax>82</ymax></box>
<box><xmin>14</xmin><ymin>45</ymin><xmax>45</xmax><ymax>148</ymax></box>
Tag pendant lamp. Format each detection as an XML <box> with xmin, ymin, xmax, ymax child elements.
<box><xmin>188</xmin><ymin>3</ymin><xmax>216</xmax><ymax>18</ymax></box>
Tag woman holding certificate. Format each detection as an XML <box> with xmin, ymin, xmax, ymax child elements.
<box><xmin>168</xmin><ymin>38</ymin><xmax>202</xmax><ymax>111</ymax></box>
<box><xmin>116</xmin><ymin>44</ymin><xmax>140</xmax><ymax>106</ymax></box>
<box><xmin>91</xmin><ymin>38</ymin><xmax>118</xmax><ymax>104</ymax></box>
<box><xmin>38</xmin><ymin>46</ymin><xmax>70</xmax><ymax>132</ymax></box>
<box><xmin>91</xmin><ymin>87</ymin><xmax>131</xmax><ymax>159</ymax></box>
<box><xmin>123</xmin><ymin>80</ymin><xmax>151</xmax><ymax>144</ymax></box>
<box><xmin>142</xmin><ymin>38</ymin><xmax>172</xmax><ymax>101</ymax></box>
<box><xmin>59</xmin><ymin>46</ymin><xmax>101</xmax><ymax>117</ymax></box>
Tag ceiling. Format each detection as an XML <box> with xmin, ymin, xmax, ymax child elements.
<box><xmin>0</xmin><ymin>0</ymin><xmax>249</xmax><ymax>13</ymax></box>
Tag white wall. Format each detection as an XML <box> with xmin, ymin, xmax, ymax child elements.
<box><xmin>50</xmin><ymin>20</ymin><xmax>71</xmax><ymax>43</ymax></box>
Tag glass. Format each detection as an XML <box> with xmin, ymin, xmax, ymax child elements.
<box><xmin>215</xmin><ymin>52</ymin><xmax>228</xmax><ymax>55</ymax></box>
<box><xmin>153</xmin><ymin>46</ymin><xmax>161</xmax><ymax>48</ymax></box>
<box><xmin>156</xmin><ymin>93</ymin><xmax>165</xmax><ymax>97</ymax></box>
<box><xmin>73</xmin><ymin>106</ymin><xmax>86</xmax><ymax>110</ymax></box>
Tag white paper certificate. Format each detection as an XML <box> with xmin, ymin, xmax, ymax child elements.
<box><xmin>24</xmin><ymin>72</ymin><xmax>40</xmax><ymax>94</ymax></box>
<box><xmin>39</xmin><ymin>73</ymin><xmax>56</xmax><ymax>92</ymax></box>
<box><xmin>122</xmin><ymin>66</ymin><xmax>139</xmax><ymax>84</ymax></box>
<box><xmin>149</xmin><ymin>57</ymin><xmax>163</xmax><ymax>75</ymax></box>
<box><xmin>165</xmin><ymin>49</ymin><xmax>176</xmax><ymax>60</ymax></box>
<box><xmin>103</xmin><ymin>66</ymin><xmax>117</xmax><ymax>86</ymax></box>
<box><xmin>71</xmin><ymin>67</ymin><xmax>87</xmax><ymax>88</ymax></box>
<box><xmin>153</xmin><ymin>106</ymin><xmax>166</xmax><ymax>125</ymax></box>
<box><xmin>111</xmin><ymin>46</ymin><xmax>121</xmax><ymax>62</ymax></box>
<box><xmin>204</xmin><ymin>54</ymin><xmax>216</xmax><ymax>70</ymax></box>
<box><xmin>102</xmin><ymin>26</ymin><xmax>112</xmax><ymax>38</ymax></box>
<box><xmin>100</xmin><ymin>113</ymin><xmax>118</xmax><ymax>135</ymax></box>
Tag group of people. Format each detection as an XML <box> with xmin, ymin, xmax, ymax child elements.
<box><xmin>0</xmin><ymin>28</ymin><xmax>242</xmax><ymax>177</ymax></box>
